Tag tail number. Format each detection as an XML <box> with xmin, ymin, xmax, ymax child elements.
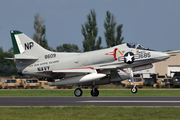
<box><xmin>45</xmin><ymin>54</ymin><xmax>56</xmax><ymax>59</ymax></box>
<box><xmin>25</xmin><ymin>42</ymin><xmax>34</xmax><ymax>50</ymax></box>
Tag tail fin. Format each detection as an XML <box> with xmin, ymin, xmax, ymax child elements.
<box><xmin>10</xmin><ymin>30</ymin><xmax>50</xmax><ymax>59</ymax></box>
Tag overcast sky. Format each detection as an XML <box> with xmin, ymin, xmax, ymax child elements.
<box><xmin>0</xmin><ymin>0</ymin><xmax>180</xmax><ymax>52</ymax></box>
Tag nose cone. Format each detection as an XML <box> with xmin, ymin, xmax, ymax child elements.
<box><xmin>160</xmin><ymin>52</ymin><xmax>170</xmax><ymax>60</ymax></box>
<box><xmin>153</xmin><ymin>52</ymin><xmax>170</xmax><ymax>62</ymax></box>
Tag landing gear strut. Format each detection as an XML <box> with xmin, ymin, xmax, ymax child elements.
<box><xmin>91</xmin><ymin>87</ymin><xmax>99</xmax><ymax>97</ymax></box>
<box><xmin>74</xmin><ymin>88</ymin><xmax>82</xmax><ymax>97</ymax></box>
<box><xmin>128</xmin><ymin>68</ymin><xmax>138</xmax><ymax>94</ymax></box>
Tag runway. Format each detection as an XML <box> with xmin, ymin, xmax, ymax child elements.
<box><xmin>0</xmin><ymin>97</ymin><xmax>180</xmax><ymax>107</ymax></box>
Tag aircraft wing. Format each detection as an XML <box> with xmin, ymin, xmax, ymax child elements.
<box><xmin>49</xmin><ymin>65</ymin><xmax>130</xmax><ymax>87</ymax></box>
<box><xmin>52</xmin><ymin>65</ymin><xmax>120</xmax><ymax>76</ymax></box>
<box><xmin>94</xmin><ymin>65</ymin><xmax>118</xmax><ymax>70</ymax></box>
<box><xmin>51</xmin><ymin>65</ymin><xmax>122</xmax><ymax>79</ymax></box>
<box><xmin>52</xmin><ymin>67</ymin><xmax>97</xmax><ymax>74</ymax></box>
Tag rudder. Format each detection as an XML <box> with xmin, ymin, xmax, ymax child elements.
<box><xmin>10</xmin><ymin>30</ymin><xmax>24</xmax><ymax>54</ymax></box>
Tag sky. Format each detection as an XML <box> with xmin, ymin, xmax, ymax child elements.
<box><xmin>0</xmin><ymin>0</ymin><xmax>180</xmax><ymax>52</ymax></box>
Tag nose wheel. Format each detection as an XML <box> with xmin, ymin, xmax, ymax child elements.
<box><xmin>74</xmin><ymin>88</ymin><xmax>82</xmax><ymax>97</ymax></box>
<box><xmin>131</xmin><ymin>86</ymin><xmax>138</xmax><ymax>94</ymax></box>
<box><xmin>91</xmin><ymin>87</ymin><xmax>99</xmax><ymax>97</ymax></box>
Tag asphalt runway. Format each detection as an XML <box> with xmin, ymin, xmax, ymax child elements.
<box><xmin>0</xmin><ymin>97</ymin><xmax>180</xmax><ymax>107</ymax></box>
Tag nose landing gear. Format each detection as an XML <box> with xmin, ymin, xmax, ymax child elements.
<box><xmin>131</xmin><ymin>85</ymin><xmax>138</xmax><ymax>94</ymax></box>
<box><xmin>127</xmin><ymin>68</ymin><xmax>138</xmax><ymax>94</ymax></box>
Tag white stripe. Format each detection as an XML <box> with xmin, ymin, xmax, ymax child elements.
<box><xmin>79</xmin><ymin>101</ymin><xmax>180</xmax><ymax>103</ymax></box>
<box><xmin>15</xmin><ymin>35</ymin><xmax>25</xmax><ymax>53</ymax></box>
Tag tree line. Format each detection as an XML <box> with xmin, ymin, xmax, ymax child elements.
<box><xmin>34</xmin><ymin>9</ymin><xmax>124</xmax><ymax>52</ymax></box>
<box><xmin>0</xmin><ymin>9</ymin><xmax>124</xmax><ymax>76</ymax></box>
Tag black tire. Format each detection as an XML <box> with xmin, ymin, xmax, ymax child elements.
<box><xmin>131</xmin><ymin>86</ymin><xmax>138</xmax><ymax>94</ymax></box>
<box><xmin>74</xmin><ymin>88</ymin><xmax>83</xmax><ymax>97</ymax></box>
<box><xmin>91</xmin><ymin>88</ymin><xmax>99</xmax><ymax>97</ymax></box>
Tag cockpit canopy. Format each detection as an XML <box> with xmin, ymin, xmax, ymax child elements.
<box><xmin>127</xmin><ymin>43</ymin><xmax>146</xmax><ymax>50</ymax></box>
<box><xmin>126</xmin><ymin>43</ymin><xmax>151</xmax><ymax>50</ymax></box>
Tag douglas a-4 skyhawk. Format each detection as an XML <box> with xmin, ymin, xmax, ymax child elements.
<box><xmin>10</xmin><ymin>30</ymin><xmax>170</xmax><ymax>97</ymax></box>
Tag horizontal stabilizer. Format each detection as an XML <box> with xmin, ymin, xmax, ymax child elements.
<box><xmin>5</xmin><ymin>58</ymin><xmax>14</xmax><ymax>60</ymax></box>
<box><xmin>14</xmin><ymin>54</ymin><xmax>38</xmax><ymax>60</ymax></box>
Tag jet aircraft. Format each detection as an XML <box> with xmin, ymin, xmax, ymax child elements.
<box><xmin>10</xmin><ymin>30</ymin><xmax>170</xmax><ymax>97</ymax></box>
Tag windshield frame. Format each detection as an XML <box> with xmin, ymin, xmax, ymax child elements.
<box><xmin>4</xmin><ymin>80</ymin><xmax>11</xmax><ymax>83</ymax></box>
<box><xmin>144</xmin><ymin>78</ymin><xmax>154</xmax><ymax>83</ymax></box>
<box><xmin>161</xmin><ymin>79</ymin><xmax>171</xmax><ymax>82</ymax></box>
<box><xmin>32</xmin><ymin>80</ymin><xmax>38</xmax><ymax>83</ymax></box>
<box><xmin>26</xmin><ymin>80</ymin><xmax>32</xmax><ymax>83</ymax></box>
<box><xmin>11</xmin><ymin>80</ymin><xmax>17</xmax><ymax>83</ymax></box>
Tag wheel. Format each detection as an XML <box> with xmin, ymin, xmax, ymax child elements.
<box><xmin>131</xmin><ymin>86</ymin><xmax>138</xmax><ymax>94</ymax></box>
<box><xmin>74</xmin><ymin>88</ymin><xmax>82</xmax><ymax>97</ymax></box>
<box><xmin>91</xmin><ymin>88</ymin><xmax>99</xmax><ymax>97</ymax></box>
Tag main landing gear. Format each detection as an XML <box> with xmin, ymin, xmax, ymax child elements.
<box><xmin>91</xmin><ymin>87</ymin><xmax>99</xmax><ymax>97</ymax></box>
<box><xmin>74</xmin><ymin>88</ymin><xmax>83</xmax><ymax>97</ymax></box>
<box><xmin>74</xmin><ymin>87</ymin><xmax>99</xmax><ymax>97</ymax></box>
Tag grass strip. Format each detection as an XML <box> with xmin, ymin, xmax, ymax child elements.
<box><xmin>0</xmin><ymin>89</ymin><xmax>180</xmax><ymax>97</ymax></box>
<box><xmin>0</xmin><ymin>106</ymin><xmax>180</xmax><ymax>120</ymax></box>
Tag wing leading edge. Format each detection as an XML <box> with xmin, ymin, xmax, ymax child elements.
<box><xmin>52</xmin><ymin>67</ymin><xmax>97</xmax><ymax>74</ymax></box>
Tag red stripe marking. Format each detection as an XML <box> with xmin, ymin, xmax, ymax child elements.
<box><xmin>119</xmin><ymin>58</ymin><xmax>124</xmax><ymax>60</ymax></box>
<box><xmin>105</xmin><ymin>52</ymin><xmax>114</xmax><ymax>55</ymax></box>
<box><xmin>134</xmin><ymin>55</ymin><xmax>140</xmax><ymax>58</ymax></box>
<box><xmin>105</xmin><ymin>48</ymin><xmax>118</xmax><ymax>60</ymax></box>
<box><xmin>113</xmin><ymin>48</ymin><xmax>118</xmax><ymax>60</ymax></box>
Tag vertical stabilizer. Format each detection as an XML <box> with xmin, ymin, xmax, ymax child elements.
<box><xmin>10</xmin><ymin>30</ymin><xmax>51</xmax><ymax>59</ymax></box>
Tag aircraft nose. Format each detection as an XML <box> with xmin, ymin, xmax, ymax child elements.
<box><xmin>161</xmin><ymin>52</ymin><xmax>170</xmax><ymax>60</ymax></box>
<box><xmin>156</xmin><ymin>52</ymin><xmax>170</xmax><ymax>61</ymax></box>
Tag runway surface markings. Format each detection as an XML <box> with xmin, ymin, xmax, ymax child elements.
<box><xmin>78</xmin><ymin>101</ymin><xmax>180</xmax><ymax>103</ymax></box>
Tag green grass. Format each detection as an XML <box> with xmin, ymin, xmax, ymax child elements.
<box><xmin>0</xmin><ymin>89</ymin><xmax>180</xmax><ymax>97</ymax></box>
<box><xmin>0</xmin><ymin>107</ymin><xmax>180</xmax><ymax>120</ymax></box>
